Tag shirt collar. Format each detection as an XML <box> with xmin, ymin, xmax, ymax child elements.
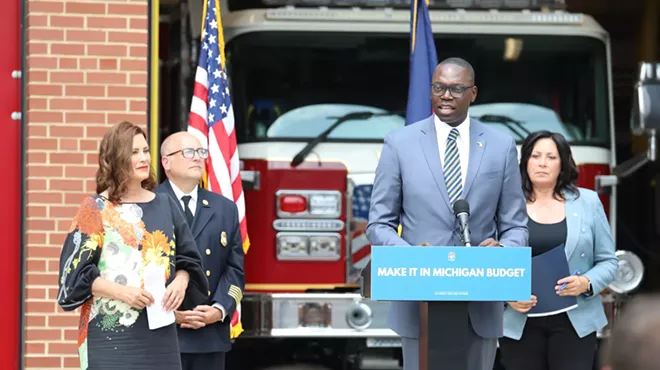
<box><xmin>434</xmin><ymin>112</ymin><xmax>471</xmax><ymax>141</ymax></box>
<box><xmin>169</xmin><ymin>180</ymin><xmax>198</xmax><ymax>202</ymax></box>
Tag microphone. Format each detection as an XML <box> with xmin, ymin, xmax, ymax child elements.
<box><xmin>453</xmin><ymin>199</ymin><xmax>471</xmax><ymax>247</ymax></box>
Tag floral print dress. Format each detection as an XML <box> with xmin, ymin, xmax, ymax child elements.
<box><xmin>57</xmin><ymin>193</ymin><xmax>208</xmax><ymax>370</ymax></box>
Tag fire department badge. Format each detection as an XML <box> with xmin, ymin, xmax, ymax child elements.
<box><xmin>221</xmin><ymin>231</ymin><xmax>227</xmax><ymax>247</ymax></box>
<box><xmin>448</xmin><ymin>252</ymin><xmax>456</xmax><ymax>262</ymax></box>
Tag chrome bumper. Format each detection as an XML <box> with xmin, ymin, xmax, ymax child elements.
<box><xmin>239</xmin><ymin>292</ymin><xmax>399</xmax><ymax>342</ymax></box>
<box><xmin>237</xmin><ymin>292</ymin><xmax>616</xmax><ymax>343</ymax></box>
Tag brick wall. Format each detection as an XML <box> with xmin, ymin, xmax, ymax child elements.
<box><xmin>25</xmin><ymin>1</ymin><xmax>149</xmax><ymax>368</ymax></box>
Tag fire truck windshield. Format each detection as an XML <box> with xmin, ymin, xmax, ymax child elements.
<box><xmin>228</xmin><ymin>31</ymin><xmax>610</xmax><ymax>146</ymax></box>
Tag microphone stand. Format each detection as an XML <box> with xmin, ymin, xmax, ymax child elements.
<box><xmin>459</xmin><ymin>221</ymin><xmax>471</xmax><ymax>247</ymax></box>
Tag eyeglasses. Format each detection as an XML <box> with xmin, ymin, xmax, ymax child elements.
<box><xmin>166</xmin><ymin>148</ymin><xmax>209</xmax><ymax>159</ymax></box>
<box><xmin>431</xmin><ymin>83</ymin><xmax>474</xmax><ymax>98</ymax></box>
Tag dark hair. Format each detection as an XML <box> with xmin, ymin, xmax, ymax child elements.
<box><xmin>96</xmin><ymin>121</ymin><xmax>156</xmax><ymax>203</ymax></box>
<box><xmin>439</xmin><ymin>57</ymin><xmax>476</xmax><ymax>84</ymax></box>
<box><xmin>519</xmin><ymin>130</ymin><xmax>579</xmax><ymax>202</ymax></box>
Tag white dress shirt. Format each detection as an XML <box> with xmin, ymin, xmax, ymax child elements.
<box><xmin>168</xmin><ymin>180</ymin><xmax>226</xmax><ymax>321</ymax></box>
<box><xmin>169</xmin><ymin>180</ymin><xmax>198</xmax><ymax>216</ymax></box>
<box><xmin>434</xmin><ymin>113</ymin><xmax>470</xmax><ymax>190</ymax></box>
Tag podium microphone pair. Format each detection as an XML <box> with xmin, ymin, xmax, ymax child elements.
<box><xmin>453</xmin><ymin>199</ymin><xmax>471</xmax><ymax>247</ymax></box>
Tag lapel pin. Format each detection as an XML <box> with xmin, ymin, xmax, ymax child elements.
<box><xmin>477</xmin><ymin>141</ymin><xmax>483</xmax><ymax>148</ymax></box>
<box><xmin>221</xmin><ymin>231</ymin><xmax>227</xmax><ymax>247</ymax></box>
<box><xmin>202</xmin><ymin>199</ymin><xmax>209</xmax><ymax>207</ymax></box>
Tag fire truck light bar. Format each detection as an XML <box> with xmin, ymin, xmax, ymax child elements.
<box><xmin>265</xmin><ymin>7</ymin><xmax>583</xmax><ymax>25</ymax></box>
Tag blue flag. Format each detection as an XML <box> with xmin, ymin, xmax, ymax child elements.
<box><xmin>406</xmin><ymin>0</ymin><xmax>438</xmax><ymax>126</ymax></box>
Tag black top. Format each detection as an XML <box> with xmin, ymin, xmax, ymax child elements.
<box><xmin>528</xmin><ymin>217</ymin><xmax>567</xmax><ymax>257</ymax></box>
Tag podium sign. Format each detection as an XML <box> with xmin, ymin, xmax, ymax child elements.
<box><xmin>370</xmin><ymin>246</ymin><xmax>531</xmax><ymax>302</ymax></box>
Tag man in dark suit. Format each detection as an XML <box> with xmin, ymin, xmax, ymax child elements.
<box><xmin>157</xmin><ymin>131</ymin><xmax>245</xmax><ymax>370</ymax></box>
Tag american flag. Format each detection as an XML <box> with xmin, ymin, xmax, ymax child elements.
<box><xmin>350</xmin><ymin>185</ymin><xmax>373</xmax><ymax>274</ymax></box>
<box><xmin>187</xmin><ymin>0</ymin><xmax>249</xmax><ymax>339</ymax></box>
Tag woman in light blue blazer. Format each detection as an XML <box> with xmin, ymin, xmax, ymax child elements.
<box><xmin>498</xmin><ymin>130</ymin><xmax>619</xmax><ymax>370</ymax></box>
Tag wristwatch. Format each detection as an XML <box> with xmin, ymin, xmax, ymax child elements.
<box><xmin>584</xmin><ymin>279</ymin><xmax>593</xmax><ymax>296</ymax></box>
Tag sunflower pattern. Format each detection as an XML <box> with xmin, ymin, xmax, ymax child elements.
<box><xmin>56</xmin><ymin>194</ymin><xmax>203</xmax><ymax>370</ymax></box>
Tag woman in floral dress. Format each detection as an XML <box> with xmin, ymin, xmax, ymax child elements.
<box><xmin>57</xmin><ymin>121</ymin><xmax>208</xmax><ymax>370</ymax></box>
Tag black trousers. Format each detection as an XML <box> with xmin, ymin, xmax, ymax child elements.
<box><xmin>498</xmin><ymin>313</ymin><xmax>597</xmax><ymax>370</ymax></box>
<box><xmin>181</xmin><ymin>352</ymin><xmax>225</xmax><ymax>370</ymax></box>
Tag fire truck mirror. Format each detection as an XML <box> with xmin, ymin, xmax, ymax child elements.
<box><xmin>631</xmin><ymin>62</ymin><xmax>660</xmax><ymax>134</ymax></box>
<box><xmin>599</xmin><ymin>63</ymin><xmax>660</xmax><ymax>193</ymax></box>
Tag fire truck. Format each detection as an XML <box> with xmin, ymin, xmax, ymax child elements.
<box><xmin>179</xmin><ymin>0</ymin><xmax>649</xmax><ymax>369</ymax></box>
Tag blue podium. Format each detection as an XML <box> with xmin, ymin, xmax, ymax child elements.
<box><xmin>365</xmin><ymin>245</ymin><xmax>531</xmax><ymax>370</ymax></box>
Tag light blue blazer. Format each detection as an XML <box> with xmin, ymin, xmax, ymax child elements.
<box><xmin>367</xmin><ymin>116</ymin><xmax>528</xmax><ymax>339</ymax></box>
<box><xmin>503</xmin><ymin>187</ymin><xmax>619</xmax><ymax>339</ymax></box>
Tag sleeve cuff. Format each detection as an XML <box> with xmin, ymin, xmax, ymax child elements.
<box><xmin>212</xmin><ymin>302</ymin><xmax>226</xmax><ymax>321</ymax></box>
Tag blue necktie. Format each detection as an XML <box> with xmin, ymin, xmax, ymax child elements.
<box><xmin>443</xmin><ymin>128</ymin><xmax>463</xmax><ymax>205</ymax></box>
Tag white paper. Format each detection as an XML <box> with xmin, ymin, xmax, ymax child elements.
<box><xmin>143</xmin><ymin>263</ymin><xmax>175</xmax><ymax>330</ymax></box>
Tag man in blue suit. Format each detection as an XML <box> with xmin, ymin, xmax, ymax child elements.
<box><xmin>366</xmin><ymin>57</ymin><xmax>529</xmax><ymax>370</ymax></box>
<box><xmin>157</xmin><ymin>132</ymin><xmax>245</xmax><ymax>370</ymax></box>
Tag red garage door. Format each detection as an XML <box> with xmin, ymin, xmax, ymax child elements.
<box><xmin>0</xmin><ymin>0</ymin><xmax>23</xmax><ymax>368</ymax></box>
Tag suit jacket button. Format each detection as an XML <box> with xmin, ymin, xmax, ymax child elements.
<box><xmin>581</xmin><ymin>253</ymin><xmax>586</xmax><ymax>257</ymax></box>
<box><xmin>206</xmin><ymin>249</ymin><xmax>211</xmax><ymax>255</ymax></box>
<box><xmin>206</xmin><ymin>270</ymin><xmax>211</xmax><ymax>277</ymax></box>
<box><xmin>208</xmin><ymin>290</ymin><xmax>211</xmax><ymax>296</ymax></box>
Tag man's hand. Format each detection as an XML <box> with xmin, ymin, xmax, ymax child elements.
<box><xmin>190</xmin><ymin>305</ymin><xmax>224</xmax><ymax>325</ymax></box>
<box><xmin>507</xmin><ymin>295</ymin><xmax>537</xmax><ymax>313</ymax></box>
<box><xmin>174</xmin><ymin>310</ymin><xmax>184</xmax><ymax>324</ymax></box>
<box><xmin>479</xmin><ymin>238</ymin><xmax>500</xmax><ymax>247</ymax></box>
<box><xmin>175</xmin><ymin>310</ymin><xmax>207</xmax><ymax>330</ymax></box>
<box><xmin>556</xmin><ymin>276</ymin><xmax>590</xmax><ymax>296</ymax></box>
